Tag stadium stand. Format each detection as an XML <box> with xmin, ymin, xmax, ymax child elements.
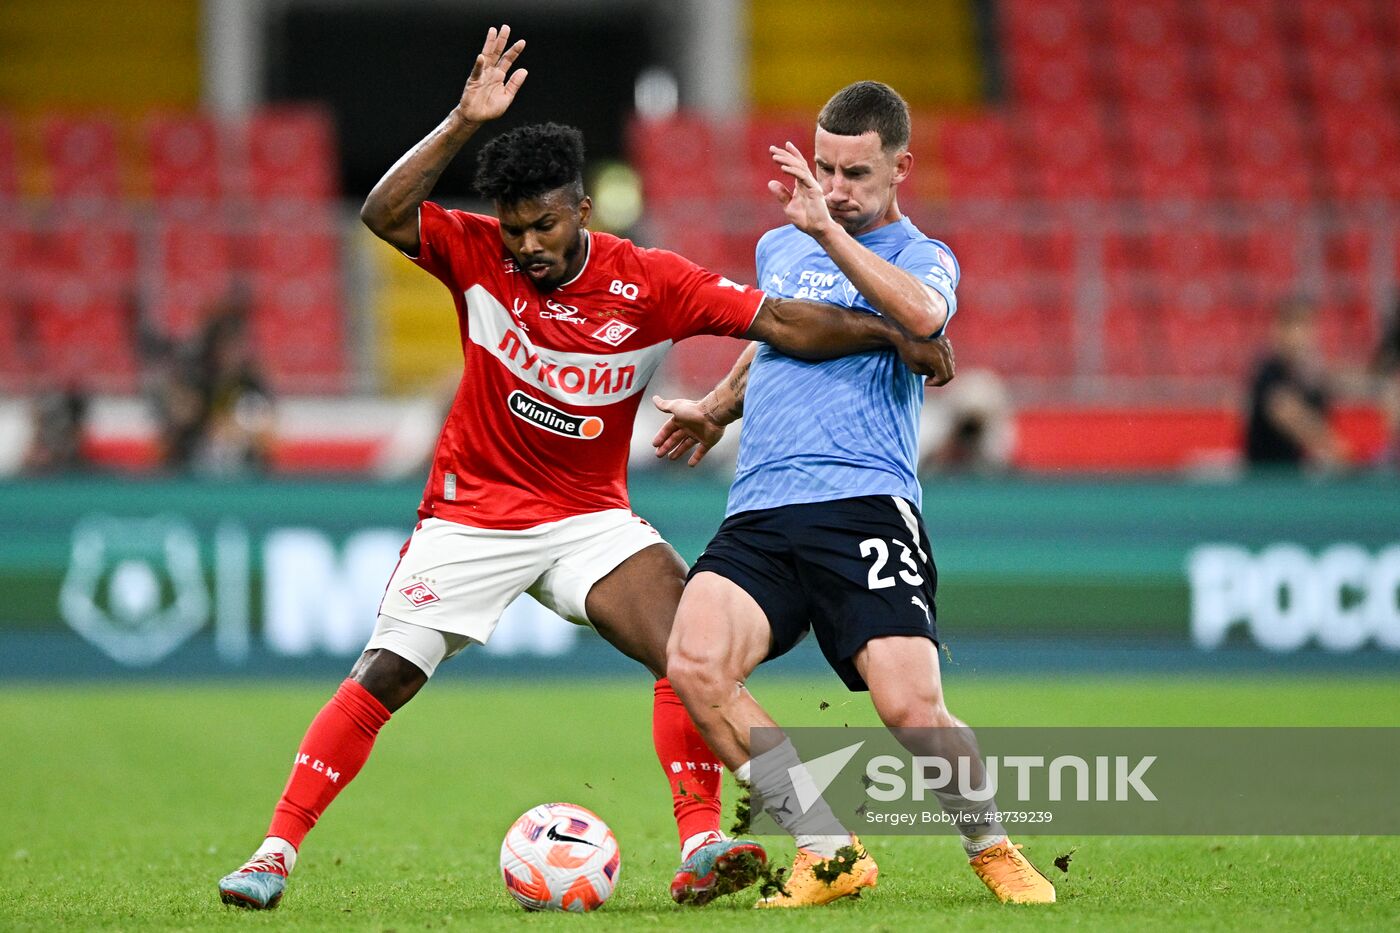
<box><xmin>1</xmin><ymin>0</ymin><xmax>1394</xmax><ymax>472</ymax></box>
<box><xmin>144</xmin><ymin>112</ymin><xmax>229</xmax><ymax>203</ymax></box>
<box><xmin>0</xmin><ymin>106</ymin><xmax>347</xmax><ymax>394</ymax></box>
<box><xmin>631</xmin><ymin>0</ymin><xmax>1400</xmax><ymax>402</ymax></box>
<box><xmin>39</xmin><ymin>114</ymin><xmax>126</xmax><ymax>202</ymax></box>
<box><xmin>0</xmin><ymin>113</ymin><xmax>17</xmax><ymax>200</ymax></box>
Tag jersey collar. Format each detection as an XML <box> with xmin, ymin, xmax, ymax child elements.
<box><xmin>556</xmin><ymin>230</ymin><xmax>592</xmax><ymax>290</ymax></box>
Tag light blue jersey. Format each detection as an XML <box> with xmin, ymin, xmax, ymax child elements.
<box><xmin>726</xmin><ymin>217</ymin><xmax>959</xmax><ymax>517</ymax></box>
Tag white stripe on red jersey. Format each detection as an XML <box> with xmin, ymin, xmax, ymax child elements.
<box><xmin>406</xmin><ymin>202</ymin><xmax>763</xmax><ymax>530</ymax></box>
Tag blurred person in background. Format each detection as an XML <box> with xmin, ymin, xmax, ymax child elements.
<box><xmin>153</xmin><ymin>300</ymin><xmax>274</xmax><ymax>476</ymax></box>
<box><xmin>20</xmin><ymin>387</ymin><xmax>90</xmax><ymax>475</ymax></box>
<box><xmin>918</xmin><ymin>367</ymin><xmax>1015</xmax><ymax>475</ymax></box>
<box><xmin>1374</xmin><ymin>299</ymin><xmax>1400</xmax><ymax>468</ymax></box>
<box><xmin>1244</xmin><ymin>298</ymin><xmax>1345</xmax><ymax>472</ymax></box>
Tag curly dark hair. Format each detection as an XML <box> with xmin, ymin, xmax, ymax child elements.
<box><xmin>474</xmin><ymin>122</ymin><xmax>586</xmax><ymax>205</ymax></box>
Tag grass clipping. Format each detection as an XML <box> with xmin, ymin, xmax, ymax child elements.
<box><xmin>729</xmin><ymin>783</ymin><xmax>790</xmax><ymax>898</ymax></box>
<box><xmin>730</xmin><ymin>784</ymin><xmax>869</xmax><ymax>899</ymax></box>
<box><xmin>730</xmin><ymin>782</ymin><xmax>754</xmax><ymax>836</ymax></box>
<box><xmin>811</xmin><ymin>844</ymin><xmax>867</xmax><ymax>887</ymax></box>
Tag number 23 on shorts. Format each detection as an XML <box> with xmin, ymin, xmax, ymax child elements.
<box><xmin>859</xmin><ymin>537</ymin><xmax>925</xmax><ymax>590</ymax></box>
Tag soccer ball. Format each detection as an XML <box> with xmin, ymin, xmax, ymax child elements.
<box><xmin>499</xmin><ymin>802</ymin><xmax>621</xmax><ymax>912</ymax></box>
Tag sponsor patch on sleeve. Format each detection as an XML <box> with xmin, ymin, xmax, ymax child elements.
<box><xmin>934</xmin><ymin>245</ymin><xmax>958</xmax><ymax>279</ymax></box>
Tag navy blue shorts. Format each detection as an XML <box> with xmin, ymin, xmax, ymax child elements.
<box><xmin>689</xmin><ymin>495</ymin><xmax>938</xmax><ymax>691</ymax></box>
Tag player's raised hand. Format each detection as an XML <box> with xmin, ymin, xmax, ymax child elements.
<box><xmin>897</xmin><ymin>333</ymin><xmax>956</xmax><ymax>386</ymax></box>
<box><xmin>768</xmin><ymin>142</ymin><xmax>835</xmax><ymax>239</ymax></box>
<box><xmin>651</xmin><ymin>395</ymin><xmax>725</xmax><ymax>467</ymax></box>
<box><xmin>457</xmin><ymin>25</ymin><xmax>528</xmax><ymax>124</ymax></box>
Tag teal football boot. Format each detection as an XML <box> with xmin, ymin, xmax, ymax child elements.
<box><xmin>218</xmin><ymin>852</ymin><xmax>289</xmax><ymax>909</ymax></box>
<box><xmin>670</xmin><ymin>836</ymin><xmax>768</xmax><ymax>906</ymax></box>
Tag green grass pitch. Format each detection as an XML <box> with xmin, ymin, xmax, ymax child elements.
<box><xmin>2</xmin><ymin>674</ymin><xmax>1398</xmax><ymax>931</ymax></box>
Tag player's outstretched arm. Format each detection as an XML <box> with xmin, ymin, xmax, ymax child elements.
<box><xmin>747</xmin><ymin>296</ymin><xmax>955</xmax><ymax>385</ymax></box>
<box><xmin>359</xmin><ymin>24</ymin><xmax>528</xmax><ymax>253</ymax></box>
<box><xmin>769</xmin><ymin>142</ymin><xmax>949</xmax><ymax>337</ymax></box>
<box><xmin>651</xmin><ymin>344</ymin><xmax>757</xmax><ymax>467</ymax></box>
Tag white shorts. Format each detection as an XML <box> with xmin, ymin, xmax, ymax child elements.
<box><xmin>366</xmin><ymin>510</ymin><xmax>665</xmax><ymax>676</ymax></box>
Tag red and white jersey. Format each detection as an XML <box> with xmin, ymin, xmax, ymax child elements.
<box><xmin>408</xmin><ymin>201</ymin><xmax>764</xmax><ymax>530</ymax></box>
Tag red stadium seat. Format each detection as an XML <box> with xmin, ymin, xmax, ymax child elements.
<box><xmin>0</xmin><ymin>113</ymin><xmax>17</xmax><ymax>200</ymax></box>
<box><xmin>1121</xmin><ymin>106</ymin><xmax>1214</xmax><ymax>200</ymax></box>
<box><xmin>1022</xmin><ymin>223</ymin><xmax>1077</xmax><ymax>276</ymax></box>
<box><xmin>940</xmin><ymin>222</ymin><xmax>1027</xmax><ymax>284</ymax></box>
<box><xmin>744</xmin><ymin>115</ymin><xmax>814</xmax><ymax>198</ymax></box>
<box><xmin>1103</xmin><ymin>229</ymin><xmax>1150</xmax><ymax>277</ymax></box>
<box><xmin>39</xmin><ymin>115</ymin><xmax>124</xmax><ymax>202</ymax></box>
<box><xmin>1197</xmin><ymin>0</ymin><xmax>1287</xmax><ymax>58</ymax></box>
<box><xmin>1240</xmin><ymin>232</ymin><xmax>1299</xmax><ymax>292</ymax></box>
<box><xmin>933</xmin><ymin>113</ymin><xmax>1020</xmax><ymax>201</ymax></box>
<box><xmin>1019</xmin><ymin>105</ymin><xmax>1120</xmax><ymax>200</ymax></box>
<box><xmin>999</xmin><ymin>0</ymin><xmax>1091</xmax><ymax>55</ymax></box>
<box><xmin>249</xmin><ymin>205</ymin><xmax>340</xmax><ymax>280</ymax></box>
<box><xmin>144</xmin><ymin>113</ymin><xmax>228</xmax><ymax>203</ymax></box>
<box><xmin>1161</xmin><ymin>295</ymin><xmax>1257</xmax><ymax>380</ymax></box>
<box><xmin>245</xmin><ymin>107</ymin><xmax>338</xmax><ymax>202</ymax></box>
<box><xmin>0</xmin><ymin>211</ymin><xmax>29</xmax><ymax>290</ymax></box>
<box><xmin>628</xmin><ymin>113</ymin><xmax>724</xmax><ymax>205</ymax></box>
<box><xmin>1205</xmin><ymin>51</ymin><xmax>1292</xmax><ymax>107</ymax></box>
<box><xmin>246</xmin><ymin>203</ymin><xmax>347</xmax><ymax>390</ymax></box>
<box><xmin>1297</xmin><ymin>0</ymin><xmax>1377</xmax><ymax>57</ymax></box>
<box><xmin>905</xmin><ymin>120</ymin><xmax>947</xmax><ymax>200</ymax></box>
<box><xmin>1102</xmin><ymin>298</ymin><xmax>1155</xmax><ymax>378</ymax></box>
<box><xmin>1006</xmin><ymin>49</ymin><xmax>1096</xmax><ymax>107</ymax></box>
<box><xmin>1315</xmin><ymin>297</ymin><xmax>1376</xmax><ymax>362</ymax></box>
<box><xmin>1105</xmin><ymin>0</ymin><xmax>1186</xmax><ymax>53</ymax></box>
<box><xmin>1323</xmin><ymin>225</ymin><xmax>1374</xmax><ymax>279</ymax></box>
<box><xmin>1144</xmin><ymin>226</ymin><xmax>1228</xmax><ymax>285</ymax></box>
<box><xmin>645</xmin><ymin>221</ymin><xmax>721</xmax><ymax>276</ymax></box>
<box><xmin>1374</xmin><ymin>0</ymin><xmax>1400</xmax><ymax>35</ymax></box>
<box><xmin>660</xmin><ymin>335</ymin><xmax>747</xmax><ymax>395</ymax></box>
<box><xmin>1103</xmin><ymin>273</ymin><xmax>1253</xmax><ymax>380</ymax></box>
<box><xmin>953</xmin><ymin>293</ymin><xmax>1075</xmax><ymax>380</ymax></box>
<box><xmin>0</xmin><ymin>292</ymin><xmax>26</xmax><ymax>388</ymax></box>
<box><xmin>1316</xmin><ymin>110</ymin><xmax>1400</xmax><ymax>201</ymax></box>
<box><xmin>30</xmin><ymin>284</ymin><xmax>138</xmax><ymax>391</ymax></box>
<box><xmin>1224</xmin><ymin>220</ymin><xmax>1299</xmax><ymax>305</ymax></box>
<box><xmin>1110</xmin><ymin>45</ymin><xmax>1195</xmax><ymax>105</ymax></box>
<box><xmin>1217</xmin><ymin>108</ymin><xmax>1312</xmax><ymax>201</ymax></box>
<box><xmin>249</xmin><ymin>273</ymin><xmax>347</xmax><ymax>392</ymax></box>
<box><xmin>1302</xmin><ymin>47</ymin><xmax>1388</xmax><ymax>108</ymax></box>
<box><xmin>151</xmin><ymin>208</ymin><xmax>239</xmax><ymax>338</ymax></box>
<box><xmin>29</xmin><ymin>205</ymin><xmax>139</xmax><ymax>294</ymax></box>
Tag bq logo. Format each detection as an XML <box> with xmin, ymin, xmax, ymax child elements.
<box><xmin>1188</xmin><ymin>543</ymin><xmax>1400</xmax><ymax>652</ymax></box>
<box><xmin>507</xmin><ymin>390</ymin><xmax>604</xmax><ymax>439</ymax></box>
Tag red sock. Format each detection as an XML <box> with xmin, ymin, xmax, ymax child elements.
<box><xmin>266</xmin><ymin>678</ymin><xmax>391</xmax><ymax>850</ymax></box>
<box><xmin>652</xmin><ymin>678</ymin><xmax>723</xmax><ymax>849</ymax></box>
